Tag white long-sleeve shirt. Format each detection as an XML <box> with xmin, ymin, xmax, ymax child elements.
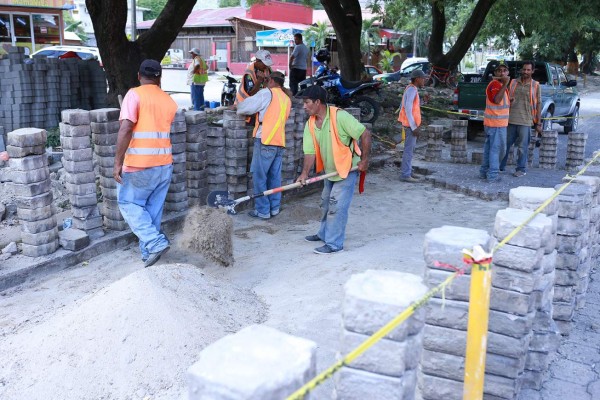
<box><xmin>402</xmin><ymin>85</ymin><xmax>419</xmax><ymax>131</ymax></box>
<box><xmin>236</xmin><ymin>88</ymin><xmax>272</xmax><ymax>138</ymax></box>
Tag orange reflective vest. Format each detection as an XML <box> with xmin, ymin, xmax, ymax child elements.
<box><xmin>483</xmin><ymin>81</ymin><xmax>510</xmax><ymax>127</ymax></box>
<box><xmin>398</xmin><ymin>84</ymin><xmax>421</xmax><ymax>128</ymax></box>
<box><xmin>123</xmin><ymin>85</ymin><xmax>178</xmax><ymax>168</ymax></box>
<box><xmin>307</xmin><ymin>106</ymin><xmax>362</xmax><ymax>179</ymax></box>
<box><xmin>508</xmin><ymin>79</ymin><xmax>540</xmax><ymax>123</ymax></box>
<box><xmin>235</xmin><ymin>62</ymin><xmax>271</xmax><ymax>104</ymax></box>
<box><xmin>253</xmin><ymin>87</ymin><xmax>291</xmax><ymax>147</ymax></box>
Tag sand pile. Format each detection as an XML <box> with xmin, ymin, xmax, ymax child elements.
<box><xmin>0</xmin><ymin>263</ymin><xmax>268</xmax><ymax>400</ymax></box>
<box><xmin>178</xmin><ymin>207</ymin><xmax>234</xmax><ymax>266</ymax></box>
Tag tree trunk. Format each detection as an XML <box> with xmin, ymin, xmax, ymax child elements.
<box><xmin>320</xmin><ymin>0</ymin><xmax>363</xmax><ymax>81</ymax></box>
<box><xmin>428</xmin><ymin>0</ymin><xmax>498</xmax><ymax>69</ymax></box>
<box><xmin>86</xmin><ymin>0</ymin><xmax>196</xmax><ymax>106</ymax></box>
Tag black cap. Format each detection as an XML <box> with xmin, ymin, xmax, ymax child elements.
<box><xmin>139</xmin><ymin>59</ymin><xmax>162</xmax><ymax>77</ymax></box>
<box><xmin>300</xmin><ymin>85</ymin><xmax>327</xmax><ymax>103</ymax></box>
<box><xmin>270</xmin><ymin>71</ymin><xmax>285</xmax><ymax>86</ymax></box>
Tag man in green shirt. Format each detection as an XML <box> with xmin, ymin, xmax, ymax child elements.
<box><xmin>297</xmin><ymin>86</ymin><xmax>371</xmax><ymax>254</ymax></box>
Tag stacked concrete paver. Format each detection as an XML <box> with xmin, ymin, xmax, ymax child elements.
<box><xmin>425</xmin><ymin>125</ymin><xmax>443</xmax><ymax>162</ymax></box>
<box><xmin>185</xmin><ymin>111</ymin><xmax>209</xmax><ymax>206</ymax></box>
<box><xmin>207</xmin><ymin>124</ymin><xmax>227</xmax><ymax>194</ymax></box>
<box><xmin>293</xmin><ymin>100</ymin><xmax>307</xmax><ymax>175</ymax></box>
<box><xmin>90</xmin><ymin>108</ymin><xmax>126</xmax><ymax>231</ymax></box>
<box><xmin>165</xmin><ymin>110</ymin><xmax>188</xmax><ymax>212</ymax></box>
<box><xmin>223</xmin><ymin>110</ymin><xmax>248</xmax><ymax>199</ymax></box>
<box><xmin>282</xmin><ymin>108</ymin><xmax>297</xmax><ymax>184</ymax></box>
<box><xmin>60</xmin><ymin>109</ymin><xmax>104</xmax><ymax>239</ymax></box>
<box><xmin>450</xmin><ymin>120</ymin><xmax>468</xmax><ymax>163</ymax></box>
<box><xmin>539</xmin><ymin>129</ymin><xmax>558</xmax><ymax>169</ymax></box>
<box><xmin>565</xmin><ymin>131</ymin><xmax>587</xmax><ymax>171</ymax></box>
<box><xmin>8</xmin><ymin>128</ymin><xmax>59</xmax><ymax>257</ymax></box>
<box><xmin>336</xmin><ymin>270</ymin><xmax>427</xmax><ymax>400</ymax></box>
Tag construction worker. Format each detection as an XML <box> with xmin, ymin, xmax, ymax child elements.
<box><xmin>115</xmin><ymin>59</ymin><xmax>178</xmax><ymax>268</ymax></box>
<box><xmin>297</xmin><ymin>85</ymin><xmax>372</xmax><ymax>254</ymax></box>
<box><xmin>398</xmin><ymin>69</ymin><xmax>426</xmax><ymax>182</ymax></box>
<box><xmin>187</xmin><ymin>48</ymin><xmax>208</xmax><ymax>111</ymax></box>
<box><xmin>237</xmin><ymin>71</ymin><xmax>292</xmax><ymax>219</ymax></box>
<box><xmin>236</xmin><ymin>49</ymin><xmax>273</xmax><ymax>104</ymax></box>
<box><xmin>480</xmin><ymin>61</ymin><xmax>510</xmax><ymax>182</ymax></box>
<box><xmin>499</xmin><ymin>60</ymin><xmax>542</xmax><ymax>177</ymax></box>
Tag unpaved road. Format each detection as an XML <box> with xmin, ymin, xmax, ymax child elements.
<box><xmin>0</xmin><ymin>165</ymin><xmax>505</xmax><ymax>399</ymax></box>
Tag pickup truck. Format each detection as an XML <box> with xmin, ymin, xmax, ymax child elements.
<box><xmin>455</xmin><ymin>61</ymin><xmax>580</xmax><ymax>134</ymax></box>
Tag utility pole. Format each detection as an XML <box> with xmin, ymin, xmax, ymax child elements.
<box><xmin>131</xmin><ymin>0</ymin><xmax>137</xmax><ymax>40</ymax></box>
<box><xmin>413</xmin><ymin>28</ymin><xmax>418</xmax><ymax>57</ymax></box>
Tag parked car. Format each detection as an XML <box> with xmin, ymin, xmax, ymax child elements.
<box><xmin>364</xmin><ymin>65</ymin><xmax>383</xmax><ymax>77</ymax></box>
<box><xmin>31</xmin><ymin>45</ymin><xmax>101</xmax><ymax>65</ymax></box>
<box><xmin>456</xmin><ymin>60</ymin><xmax>580</xmax><ymax>134</ymax></box>
<box><xmin>373</xmin><ymin>62</ymin><xmax>431</xmax><ymax>83</ymax></box>
<box><xmin>401</xmin><ymin>57</ymin><xmax>429</xmax><ymax>70</ymax></box>
<box><xmin>161</xmin><ymin>48</ymin><xmax>184</xmax><ymax>67</ymax></box>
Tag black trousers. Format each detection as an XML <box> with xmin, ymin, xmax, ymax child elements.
<box><xmin>289</xmin><ymin>68</ymin><xmax>307</xmax><ymax>95</ymax></box>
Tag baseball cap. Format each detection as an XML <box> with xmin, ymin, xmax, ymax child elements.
<box><xmin>270</xmin><ymin>71</ymin><xmax>285</xmax><ymax>86</ymax></box>
<box><xmin>139</xmin><ymin>59</ymin><xmax>162</xmax><ymax>77</ymax></box>
<box><xmin>189</xmin><ymin>48</ymin><xmax>201</xmax><ymax>55</ymax></box>
<box><xmin>410</xmin><ymin>69</ymin><xmax>427</xmax><ymax>79</ymax></box>
<box><xmin>255</xmin><ymin>49</ymin><xmax>274</xmax><ymax>67</ymax></box>
<box><xmin>300</xmin><ymin>85</ymin><xmax>327</xmax><ymax>103</ymax></box>
<box><xmin>495</xmin><ymin>61</ymin><xmax>508</xmax><ymax>71</ymax></box>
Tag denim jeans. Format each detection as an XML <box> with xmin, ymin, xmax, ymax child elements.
<box><xmin>500</xmin><ymin>124</ymin><xmax>531</xmax><ymax>172</ymax></box>
<box><xmin>480</xmin><ymin>126</ymin><xmax>507</xmax><ymax>180</ymax></box>
<box><xmin>401</xmin><ymin>127</ymin><xmax>417</xmax><ymax>178</ymax></box>
<box><xmin>191</xmin><ymin>84</ymin><xmax>205</xmax><ymax>111</ymax></box>
<box><xmin>117</xmin><ymin>164</ymin><xmax>172</xmax><ymax>260</ymax></box>
<box><xmin>250</xmin><ymin>138</ymin><xmax>284</xmax><ymax>217</ymax></box>
<box><xmin>318</xmin><ymin>170</ymin><xmax>358</xmax><ymax>251</ymax></box>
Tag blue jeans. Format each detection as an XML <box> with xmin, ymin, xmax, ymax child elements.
<box><xmin>500</xmin><ymin>124</ymin><xmax>531</xmax><ymax>172</ymax></box>
<box><xmin>250</xmin><ymin>138</ymin><xmax>284</xmax><ymax>217</ymax></box>
<box><xmin>117</xmin><ymin>164</ymin><xmax>172</xmax><ymax>260</ymax></box>
<box><xmin>401</xmin><ymin>127</ymin><xmax>417</xmax><ymax>178</ymax></box>
<box><xmin>191</xmin><ymin>84</ymin><xmax>205</xmax><ymax>111</ymax></box>
<box><xmin>318</xmin><ymin>171</ymin><xmax>358</xmax><ymax>251</ymax></box>
<box><xmin>480</xmin><ymin>126</ymin><xmax>507</xmax><ymax>180</ymax></box>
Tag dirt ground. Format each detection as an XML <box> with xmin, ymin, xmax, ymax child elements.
<box><xmin>0</xmin><ymin>164</ymin><xmax>506</xmax><ymax>399</ymax></box>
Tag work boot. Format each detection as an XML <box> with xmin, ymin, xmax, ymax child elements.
<box><xmin>401</xmin><ymin>176</ymin><xmax>420</xmax><ymax>183</ymax></box>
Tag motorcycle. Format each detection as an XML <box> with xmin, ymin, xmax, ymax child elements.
<box><xmin>298</xmin><ymin>62</ymin><xmax>382</xmax><ymax>123</ymax></box>
<box><xmin>221</xmin><ymin>67</ymin><xmax>239</xmax><ymax>106</ymax></box>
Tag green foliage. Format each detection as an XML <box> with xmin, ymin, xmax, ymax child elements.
<box><xmin>63</xmin><ymin>11</ymin><xmax>88</xmax><ymax>42</ymax></box>
<box><xmin>46</xmin><ymin>127</ymin><xmax>61</xmax><ymax>149</ymax></box>
<box><xmin>303</xmin><ymin>21</ymin><xmax>332</xmax><ymax>49</ymax></box>
<box><xmin>378</xmin><ymin>50</ymin><xmax>400</xmax><ymax>72</ymax></box>
<box><xmin>361</xmin><ymin>17</ymin><xmax>380</xmax><ymax>59</ymax></box>
<box><xmin>138</xmin><ymin>0</ymin><xmax>168</xmax><ymax>20</ymax></box>
<box><xmin>219</xmin><ymin>0</ymin><xmax>241</xmax><ymax>6</ymax></box>
<box><xmin>464</xmin><ymin>60</ymin><xmax>474</xmax><ymax>68</ymax></box>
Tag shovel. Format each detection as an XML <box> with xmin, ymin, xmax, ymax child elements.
<box><xmin>207</xmin><ymin>166</ymin><xmax>359</xmax><ymax>215</ymax></box>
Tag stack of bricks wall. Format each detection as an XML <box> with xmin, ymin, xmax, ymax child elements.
<box><xmin>8</xmin><ymin>128</ymin><xmax>59</xmax><ymax>257</ymax></box>
<box><xmin>165</xmin><ymin>109</ymin><xmax>189</xmax><ymax>212</ymax></box>
<box><xmin>450</xmin><ymin>120</ymin><xmax>468</xmax><ymax>163</ymax></box>
<box><xmin>57</xmin><ymin>58</ymin><xmax>72</xmax><ymax>112</ymax></box>
<box><xmin>539</xmin><ymin>129</ymin><xmax>558</xmax><ymax>169</ymax></box>
<box><xmin>335</xmin><ymin>270</ymin><xmax>427</xmax><ymax>400</ymax></box>
<box><xmin>527</xmin><ymin>134</ymin><xmax>536</xmax><ymax>167</ymax></box>
<box><xmin>552</xmin><ymin>182</ymin><xmax>593</xmax><ymax>335</ymax></box>
<box><xmin>559</xmin><ymin>175</ymin><xmax>600</xmax><ymax>310</ymax></box>
<box><xmin>246</xmin><ymin>123</ymin><xmax>254</xmax><ymax>194</ymax></box>
<box><xmin>419</xmin><ymin>224</ymin><xmax>545</xmax><ymax>400</ymax></box>
<box><xmin>293</xmin><ymin>100</ymin><xmax>307</xmax><ymax>177</ymax></box>
<box><xmin>471</xmin><ymin>149</ymin><xmax>483</xmax><ymax>165</ymax></box>
<box><xmin>90</xmin><ymin>108</ymin><xmax>127</xmax><ymax>231</ymax></box>
<box><xmin>0</xmin><ymin>48</ymin><xmax>33</xmax><ymax>132</ymax></box>
<box><xmin>87</xmin><ymin>60</ymin><xmax>109</xmax><ymax>109</ymax></box>
<box><xmin>60</xmin><ymin>109</ymin><xmax>104</xmax><ymax>239</ymax></box>
<box><xmin>61</xmin><ymin>58</ymin><xmax>81</xmax><ymax>110</ymax></box>
<box><xmin>424</xmin><ymin>125</ymin><xmax>443</xmax><ymax>162</ymax></box>
<box><xmin>185</xmin><ymin>111</ymin><xmax>209</xmax><ymax>206</ymax></box>
<box><xmin>282</xmin><ymin>108</ymin><xmax>297</xmax><ymax>184</ymax></box>
<box><xmin>206</xmin><ymin>124</ymin><xmax>226</xmax><ymax>194</ymax></box>
<box><xmin>565</xmin><ymin>131</ymin><xmax>587</xmax><ymax>171</ymax></box>
<box><xmin>223</xmin><ymin>110</ymin><xmax>248</xmax><ymax>199</ymax></box>
<box><xmin>45</xmin><ymin>61</ymin><xmax>61</xmax><ymax>128</ymax></box>
<box><xmin>507</xmin><ymin>187</ymin><xmax>561</xmax><ymax>389</ymax></box>
<box><xmin>77</xmin><ymin>60</ymin><xmax>91</xmax><ymax>110</ymax></box>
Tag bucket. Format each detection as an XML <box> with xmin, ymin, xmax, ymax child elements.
<box><xmin>210</xmin><ymin>101</ymin><xmax>220</xmax><ymax>109</ymax></box>
<box><xmin>204</xmin><ymin>101</ymin><xmax>210</xmax><ymax>108</ymax></box>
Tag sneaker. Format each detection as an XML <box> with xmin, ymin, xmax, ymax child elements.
<box><xmin>144</xmin><ymin>245</ymin><xmax>170</xmax><ymax>268</ymax></box>
<box><xmin>401</xmin><ymin>176</ymin><xmax>420</xmax><ymax>183</ymax></box>
<box><xmin>513</xmin><ymin>171</ymin><xmax>526</xmax><ymax>177</ymax></box>
<box><xmin>313</xmin><ymin>244</ymin><xmax>343</xmax><ymax>254</ymax></box>
<box><xmin>305</xmin><ymin>234</ymin><xmax>322</xmax><ymax>242</ymax></box>
<box><xmin>487</xmin><ymin>176</ymin><xmax>501</xmax><ymax>183</ymax></box>
<box><xmin>478</xmin><ymin>174</ymin><xmax>487</xmax><ymax>180</ymax></box>
<box><xmin>271</xmin><ymin>209</ymin><xmax>280</xmax><ymax>217</ymax></box>
<box><xmin>248</xmin><ymin>210</ymin><xmax>270</xmax><ymax>220</ymax></box>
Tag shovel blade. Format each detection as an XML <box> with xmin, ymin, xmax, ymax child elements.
<box><xmin>206</xmin><ymin>190</ymin><xmax>235</xmax><ymax>211</ymax></box>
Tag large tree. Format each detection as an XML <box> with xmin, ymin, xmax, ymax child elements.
<box><xmin>86</xmin><ymin>0</ymin><xmax>196</xmax><ymax>105</ymax></box>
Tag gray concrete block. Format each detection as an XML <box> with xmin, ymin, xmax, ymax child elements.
<box><xmin>557</xmin><ymin>216</ymin><xmax>590</xmax><ymax>236</ymax></box>
<box><xmin>72</xmin><ymin>215</ymin><xmax>103</xmax><ymax>230</ymax></box>
<box><xmin>492</xmin><ymin>263</ymin><xmax>542</xmax><ymax>294</ymax></box>
<box><xmin>494</xmin><ymin>208</ymin><xmax>553</xmax><ymax>250</ymax></box>
<box><xmin>15</xmin><ymin>192</ymin><xmax>53</xmax><ymax>209</ymax></box>
<box><xmin>21</xmin><ymin>227</ymin><xmax>59</xmax><ymax>246</ymax></box>
<box><xmin>20</xmin><ymin>216</ymin><xmax>57</xmax><ymax>234</ymax></box>
<box><xmin>92</xmin><ymin>132</ymin><xmax>117</xmax><ymax>146</ymax></box>
<box><xmin>59</xmin><ymin>122</ymin><xmax>91</xmax><ymax>137</ymax></box>
<box><xmin>89</xmin><ymin>108</ymin><xmax>120</xmax><ymax>123</ymax></box>
<box><xmin>423</xmin><ymin>226</ymin><xmax>492</xmax><ymax>272</ymax></box>
<box><xmin>69</xmin><ymin>193</ymin><xmax>98</xmax><ymax>208</ymax></box>
<box><xmin>17</xmin><ymin>204</ymin><xmax>53</xmax><ymax>222</ymax></box>
<box><xmin>71</xmin><ymin>205</ymin><xmax>101</xmax><ymax>220</ymax></box>
<box><xmin>103</xmin><ymin>217</ymin><xmax>128</xmax><ymax>231</ymax></box>
<box><xmin>60</xmin><ymin>135</ymin><xmax>91</xmax><ymax>150</ymax></box>
<box><xmin>8</xmin><ymin>154</ymin><xmax>48</xmax><ymax>170</ymax></box>
<box><xmin>10</xmin><ymin>166</ymin><xmax>49</xmax><ymax>184</ymax></box>
<box><xmin>59</xmin><ymin>228</ymin><xmax>90</xmax><ymax>251</ymax></box>
<box><xmin>21</xmin><ymin>239</ymin><xmax>59</xmax><ymax>257</ymax></box>
<box><xmin>185</xmin><ymin>111</ymin><xmax>206</xmax><ymax>124</ymax></box>
<box><xmin>171</xmin><ymin>132</ymin><xmax>187</xmax><ymax>144</ymax></box>
<box><xmin>62</xmin><ymin>159</ymin><xmax>94</xmax><ymax>174</ymax></box>
<box><xmin>94</xmin><ymin>144</ymin><xmax>116</xmax><ymax>157</ymax></box>
<box><xmin>187</xmin><ymin>325</ymin><xmax>316</xmax><ymax>400</ymax></box>
<box><xmin>492</xmin><ymin>244</ymin><xmax>544</xmax><ymax>272</ymax></box>
<box><xmin>63</xmin><ymin>148</ymin><xmax>93</xmax><ymax>162</ymax></box>
<box><xmin>172</xmin><ymin>142</ymin><xmax>186</xmax><ymax>154</ymax></box>
<box><xmin>2</xmin><ymin>242</ymin><xmax>18</xmax><ymax>255</ymax></box>
<box><xmin>341</xmin><ymin>329</ymin><xmax>408</xmax><ymax>377</ymax></box>
<box><xmin>90</xmin><ymin>121</ymin><xmax>120</xmax><ymax>134</ymax></box>
<box><xmin>61</xmin><ymin>109</ymin><xmax>90</xmax><ymax>125</ymax></box>
<box><xmin>7</xmin><ymin>127</ymin><xmax>46</xmax><ymax>147</ymax></box>
<box><xmin>12</xmin><ymin>179</ymin><xmax>51</xmax><ymax>197</ymax></box>
<box><xmin>65</xmin><ymin>182</ymin><xmax>97</xmax><ymax>196</ymax></box>
<box><xmin>540</xmin><ymin>250</ymin><xmax>557</xmax><ymax>273</ymax></box>
<box><xmin>418</xmin><ymin>373</ymin><xmax>462</xmax><ymax>400</ymax></box>
<box><xmin>7</xmin><ymin>144</ymin><xmax>45</xmax><ymax>157</ymax></box>
<box><xmin>509</xmin><ymin>187</ymin><xmax>558</xmax><ymax>215</ymax></box>
<box><xmin>335</xmin><ymin>367</ymin><xmax>404</xmax><ymax>400</ymax></box>
<box><xmin>164</xmin><ymin>200</ymin><xmax>189</xmax><ymax>212</ymax></box>
<box><xmin>64</xmin><ymin>171</ymin><xmax>96</xmax><ymax>185</ymax></box>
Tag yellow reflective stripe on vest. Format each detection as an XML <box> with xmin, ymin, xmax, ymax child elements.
<box><xmin>126</xmin><ymin>147</ymin><xmax>172</xmax><ymax>155</ymax></box>
<box><xmin>263</xmin><ymin>90</ymin><xmax>287</xmax><ymax>145</ymax></box>
<box><xmin>131</xmin><ymin>131</ymin><xmax>170</xmax><ymax>139</ymax></box>
<box><xmin>486</xmin><ymin>104</ymin><xmax>510</xmax><ymax>110</ymax></box>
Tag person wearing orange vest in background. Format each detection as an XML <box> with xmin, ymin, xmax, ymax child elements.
<box><xmin>499</xmin><ymin>60</ymin><xmax>542</xmax><ymax>177</ymax></box>
<box><xmin>115</xmin><ymin>59</ymin><xmax>178</xmax><ymax>268</ymax></box>
<box><xmin>297</xmin><ymin>85</ymin><xmax>372</xmax><ymax>255</ymax></box>
<box><xmin>187</xmin><ymin>48</ymin><xmax>208</xmax><ymax>111</ymax></box>
<box><xmin>236</xmin><ymin>71</ymin><xmax>292</xmax><ymax>219</ymax></box>
<box><xmin>235</xmin><ymin>49</ymin><xmax>273</xmax><ymax>104</ymax></box>
<box><xmin>479</xmin><ymin>61</ymin><xmax>510</xmax><ymax>182</ymax></box>
<box><xmin>398</xmin><ymin>69</ymin><xmax>427</xmax><ymax>182</ymax></box>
